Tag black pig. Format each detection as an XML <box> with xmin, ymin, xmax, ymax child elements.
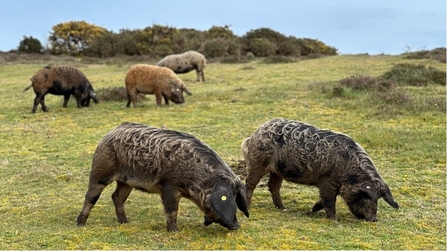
<box><xmin>241</xmin><ymin>118</ymin><xmax>398</xmax><ymax>222</ymax></box>
<box><xmin>77</xmin><ymin>122</ymin><xmax>249</xmax><ymax>232</ymax></box>
<box><xmin>24</xmin><ymin>65</ymin><xmax>98</xmax><ymax>113</ymax></box>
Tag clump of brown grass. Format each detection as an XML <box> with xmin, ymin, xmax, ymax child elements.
<box><xmin>331</xmin><ymin>68</ymin><xmax>445</xmax><ymax>115</ymax></box>
<box><xmin>332</xmin><ymin>75</ymin><xmax>397</xmax><ymax>99</ymax></box>
<box><xmin>96</xmin><ymin>86</ymin><xmax>147</xmax><ymax>102</ymax></box>
<box><xmin>338</xmin><ymin>75</ymin><xmax>397</xmax><ymax>91</ymax></box>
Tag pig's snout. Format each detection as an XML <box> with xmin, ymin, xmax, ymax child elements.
<box><xmin>365</xmin><ymin>215</ymin><xmax>378</xmax><ymax>222</ymax></box>
<box><xmin>227</xmin><ymin>222</ymin><xmax>240</xmax><ymax>230</ymax></box>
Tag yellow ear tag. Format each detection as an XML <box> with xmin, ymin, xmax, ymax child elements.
<box><xmin>221</xmin><ymin>196</ymin><xmax>227</xmax><ymax>201</ymax></box>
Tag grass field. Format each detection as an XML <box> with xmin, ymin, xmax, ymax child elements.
<box><xmin>0</xmin><ymin>53</ymin><xmax>445</xmax><ymax>250</ymax></box>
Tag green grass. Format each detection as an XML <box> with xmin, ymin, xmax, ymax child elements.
<box><xmin>0</xmin><ymin>54</ymin><xmax>445</xmax><ymax>250</ymax></box>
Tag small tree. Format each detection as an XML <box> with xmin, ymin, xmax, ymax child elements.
<box><xmin>18</xmin><ymin>36</ymin><xmax>43</xmax><ymax>53</ymax></box>
<box><xmin>49</xmin><ymin>20</ymin><xmax>106</xmax><ymax>55</ymax></box>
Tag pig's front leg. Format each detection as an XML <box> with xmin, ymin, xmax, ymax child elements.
<box><xmin>161</xmin><ymin>185</ymin><xmax>182</xmax><ymax>232</ymax></box>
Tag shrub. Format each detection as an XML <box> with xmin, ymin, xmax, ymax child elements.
<box><xmin>276</xmin><ymin>39</ymin><xmax>301</xmax><ymax>57</ymax></box>
<box><xmin>206</xmin><ymin>25</ymin><xmax>236</xmax><ymax>39</ymax></box>
<box><xmin>333</xmin><ymin>71</ymin><xmax>445</xmax><ymax>116</ymax></box>
<box><xmin>84</xmin><ymin>31</ymin><xmax>119</xmax><ymax>57</ymax></box>
<box><xmin>153</xmin><ymin>44</ymin><xmax>174</xmax><ymax>57</ymax></box>
<box><xmin>250</xmin><ymin>38</ymin><xmax>276</xmax><ymax>57</ymax></box>
<box><xmin>243</xmin><ymin>28</ymin><xmax>287</xmax><ymax>44</ymax></box>
<box><xmin>226</xmin><ymin>39</ymin><xmax>241</xmax><ymax>56</ymax></box>
<box><xmin>339</xmin><ymin>75</ymin><xmax>378</xmax><ymax>90</ymax></box>
<box><xmin>177</xmin><ymin>28</ymin><xmax>206</xmax><ymax>51</ymax></box>
<box><xmin>404</xmin><ymin>47</ymin><xmax>446</xmax><ymax>63</ymax></box>
<box><xmin>203</xmin><ymin>39</ymin><xmax>227</xmax><ymax>58</ymax></box>
<box><xmin>338</xmin><ymin>75</ymin><xmax>396</xmax><ymax>92</ymax></box>
<box><xmin>18</xmin><ymin>36</ymin><xmax>43</xmax><ymax>54</ymax></box>
<box><xmin>381</xmin><ymin>63</ymin><xmax>446</xmax><ymax>86</ymax></box>
<box><xmin>426</xmin><ymin>67</ymin><xmax>447</xmax><ymax>84</ymax></box>
<box><xmin>297</xmin><ymin>38</ymin><xmax>338</xmax><ymax>56</ymax></box>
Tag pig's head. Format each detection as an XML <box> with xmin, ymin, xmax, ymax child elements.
<box><xmin>340</xmin><ymin>182</ymin><xmax>399</xmax><ymax>222</ymax></box>
<box><xmin>166</xmin><ymin>81</ymin><xmax>192</xmax><ymax>104</ymax></box>
<box><xmin>81</xmin><ymin>87</ymin><xmax>99</xmax><ymax>107</ymax></box>
<box><xmin>203</xmin><ymin>186</ymin><xmax>249</xmax><ymax>230</ymax></box>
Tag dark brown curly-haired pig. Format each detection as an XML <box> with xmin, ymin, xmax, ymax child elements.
<box><xmin>241</xmin><ymin>118</ymin><xmax>398</xmax><ymax>222</ymax></box>
<box><xmin>125</xmin><ymin>64</ymin><xmax>192</xmax><ymax>108</ymax></box>
<box><xmin>157</xmin><ymin>50</ymin><xmax>206</xmax><ymax>82</ymax></box>
<box><xmin>77</xmin><ymin>122</ymin><xmax>249</xmax><ymax>232</ymax></box>
<box><xmin>24</xmin><ymin>65</ymin><xmax>98</xmax><ymax>113</ymax></box>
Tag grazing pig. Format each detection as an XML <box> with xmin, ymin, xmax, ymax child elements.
<box><xmin>125</xmin><ymin>64</ymin><xmax>192</xmax><ymax>108</ymax></box>
<box><xmin>242</xmin><ymin>118</ymin><xmax>399</xmax><ymax>222</ymax></box>
<box><xmin>77</xmin><ymin>122</ymin><xmax>249</xmax><ymax>232</ymax></box>
<box><xmin>157</xmin><ymin>50</ymin><xmax>206</xmax><ymax>82</ymax></box>
<box><xmin>24</xmin><ymin>65</ymin><xmax>99</xmax><ymax>113</ymax></box>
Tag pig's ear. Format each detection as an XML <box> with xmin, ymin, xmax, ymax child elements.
<box><xmin>210</xmin><ymin>187</ymin><xmax>237</xmax><ymax>225</ymax></box>
<box><xmin>89</xmin><ymin>90</ymin><xmax>99</xmax><ymax>103</ymax></box>
<box><xmin>236</xmin><ymin>184</ymin><xmax>250</xmax><ymax>218</ymax></box>
<box><xmin>381</xmin><ymin>185</ymin><xmax>399</xmax><ymax>209</ymax></box>
<box><xmin>182</xmin><ymin>85</ymin><xmax>192</xmax><ymax>95</ymax></box>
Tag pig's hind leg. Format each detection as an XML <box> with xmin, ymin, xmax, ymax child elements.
<box><xmin>76</xmin><ymin>181</ymin><xmax>109</xmax><ymax>226</ymax></box>
<box><xmin>268</xmin><ymin>172</ymin><xmax>286</xmax><ymax>210</ymax></box>
<box><xmin>76</xmin><ymin>158</ymin><xmax>116</xmax><ymax>226</ymax></box>
<box><xmin>112</xmin><ymin>181</ymin><xmax>133</xmax><ymax>223</ymax></box>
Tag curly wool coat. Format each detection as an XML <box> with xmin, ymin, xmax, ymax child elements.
<box><xmin>77</xmin><ymin>122</ymin><xmax>249</xmax><ymax>232</ymax></box>
<box><xmin>242</xmin><ymin>118</ymin><xmax>398</xmax><ymax>221</ymax></box>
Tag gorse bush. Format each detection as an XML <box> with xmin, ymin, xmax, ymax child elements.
<box><xmin>49</xmin><ymin>21</ymin><xmax>107</xmax><ymax>55</ymax></box>
<box><xmin>297</xmin><ymin>38</ymin><xmax>338</xmax><ymax>55</ymax></box>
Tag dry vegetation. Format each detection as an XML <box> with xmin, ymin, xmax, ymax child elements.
<box><xmin>0</xmin><ymin>52</ymin><xmax>445</xmax><ymax>250</ymax></box>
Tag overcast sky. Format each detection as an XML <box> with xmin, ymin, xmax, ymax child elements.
<box><xmin>0</xmin><ymin>0</ymin><xmax>445</xmax><ymax>55</ymax></box>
